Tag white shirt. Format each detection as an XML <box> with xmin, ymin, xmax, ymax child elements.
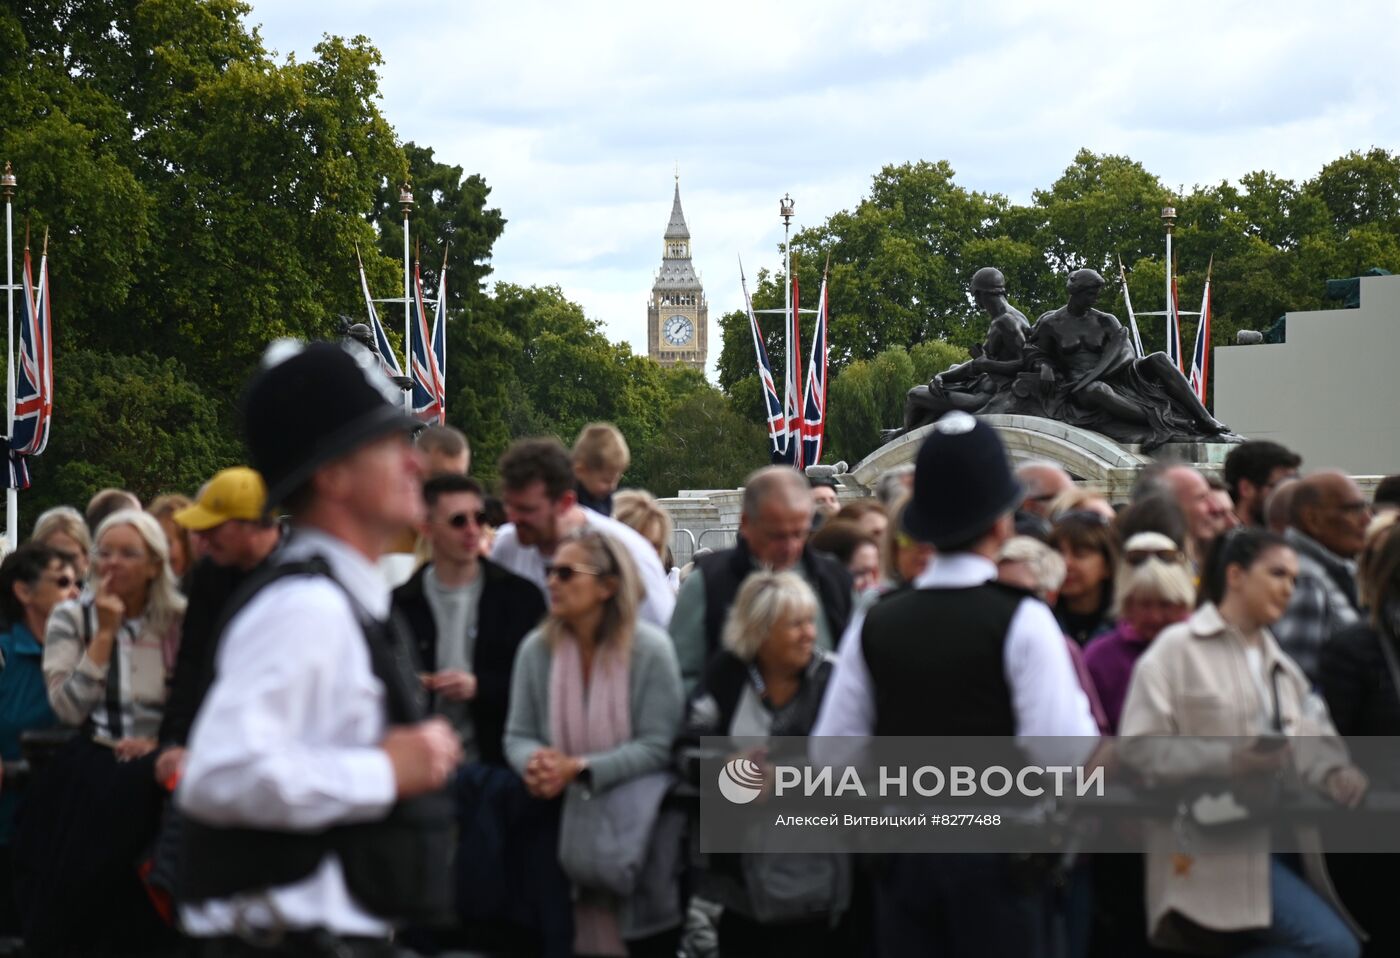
<box><xmin>177</xmin><ymin>527</ymin><xmax>399</xmax><ymax>938</ymax></box>
<box><xmin>812</xmin><ymin>553</ymin><xmax>1099</xmax><ymax>751</ymax></box>
<box><xmin>491</xmin><ymin>508</ymin><xmax>676</xmax><ymax>629</ymax></box>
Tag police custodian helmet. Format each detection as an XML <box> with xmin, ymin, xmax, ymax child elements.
<box><xmin>901</xmin><ymin>411</ymin><xmax>1023</xmax><ymax>549</ymax></box>
<box><xmin>243</xmin><ymin>340</ymin><xmax>416</xmax><ymax>507</ymax></box>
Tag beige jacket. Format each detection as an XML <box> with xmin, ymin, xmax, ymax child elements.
<box><xmin>1117</xmin><ymin>603</ymin><xmax>1362</xmax><ymax>951</ymax></box>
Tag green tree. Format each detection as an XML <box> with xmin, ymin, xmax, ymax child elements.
<box><xmin>2</xmin><ymin>2</ymin><xmax>408</xmax><ymax>402</ymax></box>
<box><xmin>24</xmin><ymin>350</ymin><xmax>239</xmax><ymax>521</ymax></box>
<box><xmin>627</xmin><ymin>388</ymin><xmax>768</xmax><ymax>498</ymax></box>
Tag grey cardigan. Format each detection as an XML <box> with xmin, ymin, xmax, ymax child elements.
<box><xmin>504</xmin><ymin>621</ymin><xmax>684</xmax><ymax>793</ymax></box>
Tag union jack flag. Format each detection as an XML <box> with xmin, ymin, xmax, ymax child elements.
<box><xmin>7</xmin><ymin>243</ymin><xmax>54</xmax><ymax>489</ymax></box>
<box><xmin>1188</xmin><ymin>259</ymin><xmax>1213</xmax><ymax>404</ymax></box>
<box><xmin>409</xmin><ymin>259</ymin><xmax>446</xmax><ymax>424</ymax></box>
<box><xmin>781</xmin><ymin>270</ymin><xmax>804</xmax><ymax>469</ymax></box>
<box><xmin>740</xmin><ymin>259</ymin><xmax>785</xmax><ymax>458</ymax></box>
<box><xmin>356</xmin><ymin>245</ymin><xmax>404</xmax><ymax>380</ymax></box>
<box><xmin>800</xmin><ymin>268</ymin><xmax>829</xmax><ymax>467</ymax></box>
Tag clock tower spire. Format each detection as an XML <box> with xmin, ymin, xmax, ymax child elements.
<box><xmin>648</xmin><ymin>177</ymin><xmax>707</xmax><ymax>372</ymax></box>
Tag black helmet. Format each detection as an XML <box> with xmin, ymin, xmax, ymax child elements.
<box><xmin>1066</xmin><ymin>268</ymin><xmax>1106</xmax><ymax>293</ymax></box>
<box><xmin>902</xmin><ymin>412</ymin><xmax>1022</xmax><ymax>549</ymax></box>
<box><xmin>970</xmin><ymin>267</ymin><xmax>1007</xmax><ymax>295</ymax></box>
<box><xmin>345</xmin><ymin>323</ymin><xmax>376</xmax><ymax>350</ymax></box>
<box><xmin>243</xmin><ymin>340</ymin><xmax>416</xmax><ymax>507</ymax></box>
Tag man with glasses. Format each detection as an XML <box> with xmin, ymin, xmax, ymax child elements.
<box><xmin>156</xmin><ymin>467</ymin><xmax>283</xmax><ymax>778</ymax></box>
<box><xmin>1274</xmin><ymin>470</ymin><xmax>1371</xmax><ymax>682</ymax></box>
<box><xmin>392</xmin><ymin>474</ymin><xmax>544</xmax><ymax>764</ymax></box>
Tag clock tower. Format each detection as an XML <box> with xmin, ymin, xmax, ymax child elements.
<box><xmin>648</xmin><ymin>178</ymin><xmax>707</xmax><ymax>372</ymax></box>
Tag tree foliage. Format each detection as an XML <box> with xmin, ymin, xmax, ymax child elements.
<box><xmin>25</xmin><ymin>350</ymin><xmax>240</xmax><ymax>517</ymax></box>
<box><xmin>0</xmin><ymin>2</ymin><xmax>731</xmax><ymax>523</ymax></box>
<box><xmin>720</xmin><ymin>147</ymin><xmax>1400</xmax><ymax>426</ymax></box>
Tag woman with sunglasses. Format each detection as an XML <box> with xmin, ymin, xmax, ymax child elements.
<box><xmin>0</xmin><ymin>544</ymin><xmax>80</xmax><ymax>937</ymax></box>
<box><xmin>1051</xmin><ymin>510</ymin><xmax>1119</xmax><ymax>646</ymax></box>
<box><xmin>1082</xmin><ymin>532</ymin><xmax>1195</xmax><ymax>734</ymax></box>
<box><xmin>1119</xmin><ymin>528</ymin><xmax>1366</xmax><ymax>957</ymax></box>
<box><xmin>505</xmin><ymin>529</ymin><xmax>684</xmax><ymax>958</ymax></box>
<box><xmin>677</xmin><ymin>570</ymin><xmax>847</xmax><ymax>956</ymax></box>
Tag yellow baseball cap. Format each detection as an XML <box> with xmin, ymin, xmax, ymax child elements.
<box><xmin>173</xmin><ymin>467</ymin><xmax>267</xmax><ymax>531</ymax></box>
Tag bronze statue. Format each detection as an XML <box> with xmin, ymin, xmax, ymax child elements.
<box><xmin>903</xmin><ymin>267</ymin><xmax>1031</xmax><ymax>428</ymax></box>
<box><xmin>901</xmin><ymin>266</ymin><xmax>1240</xmax><ymax>450</ymax></box>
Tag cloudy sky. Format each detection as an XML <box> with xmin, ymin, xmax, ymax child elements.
<box><xmin>246</xmin><ymin>0</ymin><xmax>1400</xmax><ymax>378</ymax></box>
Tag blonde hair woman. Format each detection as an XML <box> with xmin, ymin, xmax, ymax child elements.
<box><xmin>1082</xmin><ymin>531</ymin><xmax>1196</xmax><ymax>733</ymax></box>
<box><xmin>612</xmin><ymin>489</ymin><xmax>677</xmax><ymax>588</ymax></box>
<box><xmin>43</xmin><ymin>509</ymin><xmax>186</xmax><ymax>757</ymax></box>
<box><xmin>31</xmin><ymin>505</ymin><xmax>92</xmax><ymax>579</ymax></box>
<box><xmin>22</xmin><ymin>509</ymin><xmax>187</xmax><ymax>953</ymax></box>
<box><xmin>678</xmin><ymin>571</ymin><xmax>846</xmax><ymax>954</ymax></box>
<box><xmin>505</xmin><ymin>529</ymin><xmax>683</xmax><ymax>957</ymax></box>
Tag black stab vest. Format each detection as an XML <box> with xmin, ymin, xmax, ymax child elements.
<box><xmin>178</xmin><ymin>558</ymin><xmax>454</xmax><ymax>925</ymax></box>
<box><xmin>860</xmin><ymin>583</ymin><xmax>1027</xmax><ymax>737</ymax></box>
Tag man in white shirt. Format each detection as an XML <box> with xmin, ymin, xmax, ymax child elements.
<box><xmin>177</xmin><ymin>341</ymin><xmax>462</xmax><ymax>956</ymax></box>
<box><xmin>490</xmin><ymin>437</ymin><xmax>675</xmax><ymax>628</ymax></box>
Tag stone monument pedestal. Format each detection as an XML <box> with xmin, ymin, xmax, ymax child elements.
<box><xmin>849</xmin><ymin>414</ymin><xmax>1236</xmax><ymax>504</ymax></box>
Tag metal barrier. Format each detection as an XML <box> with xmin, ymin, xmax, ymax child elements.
<box><xmin>696</xmin><ymin>527</ymin><xmax>738</xmax><ymax>552</ymax></box>
<box><xmin>670</xmin><ymin>528</ymin><xmax>697</xmax><ymax>566</ymax></box>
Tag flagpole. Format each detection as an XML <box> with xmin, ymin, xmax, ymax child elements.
<box><xmin>779</xmin><ymin>193</ymin><xmax>794</xmax><ymax>463</ymax></box>
<box><xmin>1162</xmin><ymin>205</ymin><xmax>1178</xmax><ymax>370</ymax></box>
<box><xmin>398</xmin><ymin>183</ymin><xmax>414</xmax><ymax>414</ymax></box>
<box><xmin>2</xmin><ymin>163</ymin><xmax>15</xmax><ymax>550</ymax></box>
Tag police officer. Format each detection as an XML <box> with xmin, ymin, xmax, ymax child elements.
<box><xmin>813</xmin><ymin>411</ymin><xmax>1099</xmax><ymax>957</ymax></box>
<box><xmin>176</xmin><ymin>341</ymin><xmax>462</xmax><ymax>957</ymax></box>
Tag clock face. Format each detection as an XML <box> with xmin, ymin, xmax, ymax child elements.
<box><xmin>664</xmin><ymin>314</ymin><xmax>694</xmax><ymax>346</ymax></box>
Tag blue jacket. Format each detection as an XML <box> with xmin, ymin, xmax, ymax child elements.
<box><xmin>0</xmin><ymin>621</ymin><xmax>59</xmax><ymax>842</ymax></box>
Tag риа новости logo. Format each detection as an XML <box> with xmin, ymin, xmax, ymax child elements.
<box><xmin>718</xmin><ymin>757</ymin><xmax>765</xmax><ymax>804</ymax></box>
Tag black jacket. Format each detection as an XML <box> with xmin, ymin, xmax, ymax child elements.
<box><xmin>391</xmin><ymin>558</ymin><xmax>546</xmax><ymax>766</ymax></box>
<box><xmin>160</xmin><ymin>554</ymin><xmax>274</xmax><ymax>747</ymax></box>
<box><xmin>1319</xmin><ymin>619</ymin><xmax>1400</xmax><ymax>737</ymax></box>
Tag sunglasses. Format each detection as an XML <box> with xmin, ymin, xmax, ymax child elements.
<box><xmin>1058</xmin><ymin>509</ymin><xmax>1111</xmax><ymax>526</ymax></box>
<box><xmin>44</xmin><ymin>573</ymin><xmax>77</xmax><ymax>589</ymax></box>
<box><xmin>1125</xmin><ymin>548</ymin><xmax>1186</xmax><ymax>567</ymax></box>
<box><xmin>544</xmin><ymin>563</ymin><xmax>603</xmax><ymax>583</ymax></box>
<box><xmin>448</xmin><ymin>511</ymin><xmax>489</xmax><ymax>529</ymax></box>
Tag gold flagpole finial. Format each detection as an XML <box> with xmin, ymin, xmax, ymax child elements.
<box><xmin>1</xmin><ymin>162</ymin><xmax>15</xmax><ymax>199</ymax></box>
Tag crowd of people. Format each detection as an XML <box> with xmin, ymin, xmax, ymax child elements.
<box><xmin>1</xmin><ymin>337</ymin><xmax>1399</xmax><ymax>958</ymax></box>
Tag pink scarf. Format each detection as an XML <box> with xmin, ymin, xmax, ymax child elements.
<box><xmin>548</xmin><ymin>635</ymin><xmax>632</xmax><ymax>758</ymax></box>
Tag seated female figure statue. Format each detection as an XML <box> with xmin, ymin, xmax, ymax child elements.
<box><xmin>1022</xmin><ymin>269</ymin><xmax>1234</xmax><ymax>449</ymax></box>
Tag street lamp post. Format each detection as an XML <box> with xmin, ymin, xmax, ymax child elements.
<box><xmin>3</xmin><ymin>163</ymin><xmax>16</xmax><ymax>549</ymax></box>
<box><xmin>399</xmin><ymin>183</ymin><xmax>414</xmax><ymax>412</ymax></box>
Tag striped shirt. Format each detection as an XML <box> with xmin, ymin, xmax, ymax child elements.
<box><xmin>42</xmin><ymin>597</ymin><xmax>172</xmax><ymax>741</ymax></box>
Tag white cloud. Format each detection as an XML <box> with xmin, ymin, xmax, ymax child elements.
<box><xmin>245</xmin><ymin>0</ymin><xmax>1400</xmax><ymax>377</ymax></box>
